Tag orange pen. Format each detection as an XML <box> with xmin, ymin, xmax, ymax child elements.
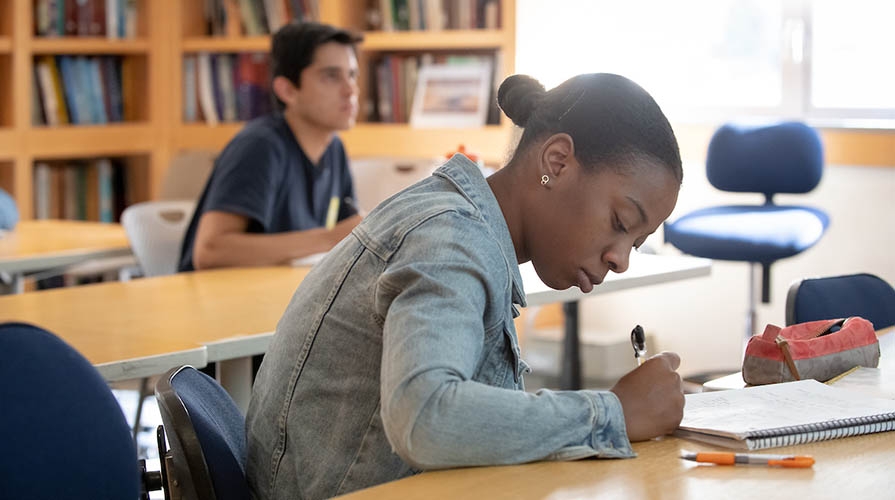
<box><xmin>680</xmin><ymin>451</ymin><xmax>815</xmax><ymax>468</ymax></box>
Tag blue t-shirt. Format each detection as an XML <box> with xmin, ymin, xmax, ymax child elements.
<box><xmin>178</xmin><ymin>112</ymin><xmax>357</xmax><ymax>271</ymax></box>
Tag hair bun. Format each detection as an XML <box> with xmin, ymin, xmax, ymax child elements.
<box><xmin>497</xmin><ymin>74</ymin><xmax>546</xmax><ymax>127</ymax></box>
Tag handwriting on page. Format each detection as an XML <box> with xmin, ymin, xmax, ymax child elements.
<box><xmin>680</xmin><ymin>379</ymin><xmax>895</xmax><ymax>435</ymax></box>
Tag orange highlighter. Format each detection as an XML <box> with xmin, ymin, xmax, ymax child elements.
<box><xmin>681</xmin><ymin>451</ymin><xmax>815</xmax><ymax>468</ymax></box>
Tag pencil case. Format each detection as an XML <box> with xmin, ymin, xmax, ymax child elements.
<box><xmin>742</xmin><ymin>317</ymin><xmax>879</xmax><ymax>385</ymax></box>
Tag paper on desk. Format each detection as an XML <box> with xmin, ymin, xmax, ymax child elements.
<box><xmin>679</xmin><ymin>379</ymin><xmax>895</xmax><ymax>438</ymax></box>
<box><xmin>290</xmin><ymin>252</ymin><xmax>328</xmax><ymax>267</ymax></box>
<box><xmin>828</xmin><ymin>366</ymin><xmax>895</xmax><ymax>400</ymax></box>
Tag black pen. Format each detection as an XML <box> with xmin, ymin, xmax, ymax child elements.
<box><xmin>630</xmin><ymin>324</ymin><xmax>646</xmax><ymax>366</ymax></box>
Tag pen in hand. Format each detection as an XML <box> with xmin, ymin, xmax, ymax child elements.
<box><xmin>681</xmin><ymin>451</ymin><xmax>815</xmax><ymax>468</ymax></box>
<box><xmin>630</xmin><ymin>324</ymin><xmax>646</xmax><ymax>366</ymax></box>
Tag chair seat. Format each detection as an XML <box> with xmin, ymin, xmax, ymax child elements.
<box><xmin>665</xmin><ymin>205</ymin><xmax>829</xmax><ymax>263</ymax></box>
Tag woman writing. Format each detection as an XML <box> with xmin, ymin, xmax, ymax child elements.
<box><xmin>247</xmin><ymin>72</ymin><xmax>685</xmax><ymax>500</ymax></box>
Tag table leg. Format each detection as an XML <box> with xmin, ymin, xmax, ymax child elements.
<box><xmin>0</xmin><ymin>272</ymin><xmax>24</xmax><ymax>294</ymax></box>
<box><xmin>560</xmin><ymin>301</ymin><xmax>581</xmax><ymax>390</ymax></box>
<box><xmin>217</xmin><ymin>357</ymin><xmax>253</xmax><ymax>413</ymax></box>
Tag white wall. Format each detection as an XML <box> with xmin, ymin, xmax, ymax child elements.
<box><xmin>578</xmin><ymin>161</ymin><xmax>895</xmax><ymax>377</ymax></box>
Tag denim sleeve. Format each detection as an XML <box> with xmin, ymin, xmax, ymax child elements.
<box><xmin>376</xmin><ymin>213</ymin><xmax>634</xmax><ymax>470</ymax></box>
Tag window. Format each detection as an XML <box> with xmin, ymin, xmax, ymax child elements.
<box><xmin>516</xmin><ymin>0</ymin><xmax>895</xmax><ymax>127</ymax></box>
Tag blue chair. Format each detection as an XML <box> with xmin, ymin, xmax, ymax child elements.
<box><xmin>665</xmin><ymin>122</ymin><xmax>829</xmax><ymax>339</ymax></box>
<box><xmin>0</xmin><ymin>187</ymin><xmax>17</xmax><ymax>230</ymax></box>
<box><xmin>0</xmin><ymin>322</ymin><xmax>140</xmax><ymax>500</ymax></box>
<box><xmin>786</xmin><ymin>273</ymin><xmax>895</xmax><ymax>329</ymax></box>
<box><xmin>155</xmin><ymin>365</ymin><xmax>250</xmax><ymax>500</ymax></box>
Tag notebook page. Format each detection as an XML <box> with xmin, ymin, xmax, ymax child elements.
<box><xmin>679</xmin><ymin>379</ymin><xmax>895</xmax><ymax>439</ymax></box>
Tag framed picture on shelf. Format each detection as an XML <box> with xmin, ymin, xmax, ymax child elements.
<box><xmin>410</xmin><ymin>62</ymin><xmax>493</xmax><ymax>128</ymax></box>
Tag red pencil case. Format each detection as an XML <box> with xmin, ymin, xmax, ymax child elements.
<box><xmin>742</xmin><ymin>317</ymin><xmax>879</xmax><ymax>385</ymax></box>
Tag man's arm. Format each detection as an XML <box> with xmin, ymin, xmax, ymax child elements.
<box><xmin>192</xmin><ymin>210</ymin><xmax>362</xmax><ymax>270</ymax></box>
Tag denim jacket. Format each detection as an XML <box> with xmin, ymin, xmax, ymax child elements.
<box><xmin>246</xmin><ymin>155</ymin><xmax>634</xmax><ymax>500</ymax></box>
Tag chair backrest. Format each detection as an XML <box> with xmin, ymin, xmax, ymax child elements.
<box><xmin>160</xmin><ymin>150</ymin><xmax>217</xmax><ymax>201</ymax></box>
<box><xmin>786</xmin><ymin>273</ymin><xmax>895</xmax><ymax>329</ymax></box>
<box><xmin>121</xmin><ymin>200</ymin><xmax>196</xmax><ymax>277</ymax></box>
<box><xmin>155</xmin><ymin>366</ymin><xmax>250</xmax><ymax>500</ymax></box>
<box><xmin>0</xmin><ymin>322</ymin><xmax>139</xmax><ymax>500</ymax></box>
<box><xmin>706</xmin><ymin>121</ymin><xmax>824</xmax><ymax>201</ymax></box>
<box><xmin>0</xmin><ymin>187</ymin><xmax>18</xmax><ymax>230</ymax></box>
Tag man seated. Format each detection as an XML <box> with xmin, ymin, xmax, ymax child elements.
<box><xmin>179</xmin><ymin>21</ymin><xmax>364</xmax><ymax>271</ymax></box>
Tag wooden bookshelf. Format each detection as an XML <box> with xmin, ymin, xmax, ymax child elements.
<box><xmin>172</xmin><ymin>0</ymin><xmax>518</xmax><ymax>165</ymax></box>
<box><xmin>26</xmin><ymin>125</ymin><xmax>157</xmax><ymax>157</ymax></box>
<box><xmin>30</xmin><ymin>38</ymin><xmax>151</xmax><ymax>54</ymax></box>
<box><xmin>1</xmin><ymin>0</ymin><xmax>164</xmax><ymax>220</ymax></box>
<box><xmin>362</xmin><ymin>30</ymin><xmax>508</xmax><ymax>51</ymax></box>
<box><xmin>181</xmin><ymin>36</ymin><xmax>271</xmax><ymax>53</ymax></box>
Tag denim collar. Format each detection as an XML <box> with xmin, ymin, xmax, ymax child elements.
<box><xmin>434</xmin><ymin>154</ymin><xmax>527</xmax><ymax>307</ymax></box>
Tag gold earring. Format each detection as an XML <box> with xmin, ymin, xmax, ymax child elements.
<box><xmin>541</xmin><ymin>175</ymin><xmax>549</xmax><ymax>186</ymax></box>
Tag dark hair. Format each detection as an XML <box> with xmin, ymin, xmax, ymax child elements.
<box><xmin>498</xmin><ymin>73</ymin><xmax>682</xmax><ymax>183</ymax></box>
<box><xmin>271</xmin><ymin>21</ymin><xmax>363</xmax><ymax>110</ymax></box>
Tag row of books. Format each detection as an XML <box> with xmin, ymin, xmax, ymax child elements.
<box><xmin>204</xmin><ymin>0</ymin><xmax>320</xmax><ymax>37</ymax></box>
<box><xmin>34</xmin><ymin>0</ymin><xmax>139</xmax><ymax>39</ymax></box>
<box><xmin>184</xmin><ymin>52</ymin><xmax>273</xmax><ymax>125</ymax></box>
<box><xmin>33</xmin><ymin>55</ymin><xmax>131</xmax><ymax>126</ymax></box>
<box><xmin>33</xmin><ymin>158</ymin><xmax>129</xmax><ymax>223</ymax></box>
<box><xmin>374</xmin><ymin>0</ymin><xmax>501</xmax><ymax>31</ymax></box>
<box><xmin>371</xmin><ymin>53</ymin><xmax>498</xmax><ymax>124</ymax></box>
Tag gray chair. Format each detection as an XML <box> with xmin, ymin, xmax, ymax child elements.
<box><xmin>155</xmin><ymin>365</ymin><xmax>250</xmax><ymax>500</ymax></box>
<box><xmin>121</xmin><ymin>200</ymin><xmax>196</xmax><ymax>277</ymax></box>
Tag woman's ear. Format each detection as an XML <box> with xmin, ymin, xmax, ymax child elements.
<box><xmin>272</xmin><ymin>76</ymin><xmax>297</xmax><ymax>108</ymax></box>
<box><xmin>538</xmin><ymin>133</ymin><xmax>576</xmax><ymax>182</ymax></box>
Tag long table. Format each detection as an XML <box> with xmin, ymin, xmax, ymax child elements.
<box><xmin>333</xmin><ymin>431</ymin><xmax>895</xmax><ymax>499</ymax></box>
<box><xmin>336</xmin><ymin>327</ymin><xmax>895</xmax><ymax>499</ymax></box>
<box><xmin>0</xmin><ymin>220</ymin><xmax>131</xmax><ymax>293</ymax></box>
<box><xmin>0</xmin><ymin>254</ymin><xmax>709</xmax><ymax>410</ymax></box>
<box><xmin>0</xmin><ymin>266</ymin><xmax>310</xmax><ymax>405</ymax></box>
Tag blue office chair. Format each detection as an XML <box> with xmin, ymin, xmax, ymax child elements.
<box><xmin>665</xmin><ymin>121</ymin><xmax>829</xmax><ymax>340</ymax></box>
<box><xmin>155</xmin><ymin>365</ymin><xmax>250</xmax><ymax>500</ymax></box>
<box><xmin>786</xmin><ymin>273</ymin><xmax>895</xmax><ymax>329</ymax></box>
<box><xmin>0</xmin><ymin>322</ymin><xmax>141</xmax><ymax>500</ymax></box>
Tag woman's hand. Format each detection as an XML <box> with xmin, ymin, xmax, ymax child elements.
<box><xmin>610</xmin><ymin>351</ymin><xmax>685</xmax><ymax>442</ymax></box>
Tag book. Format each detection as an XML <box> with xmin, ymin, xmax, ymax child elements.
<box><xmin>675</xmin><ymin>379</ymin><xmax>895</xmax><ymax>450</ymax></box>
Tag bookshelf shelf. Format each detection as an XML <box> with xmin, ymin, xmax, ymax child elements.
<box><xmin>362</xmin><ymin>30</ymin><xmax>509</xmax><ymax>51</ymax></box>
<box><xmin>27</xmin><ymin>124</ymin><xmax>156</xmax><ymax>158</ymax></box>
<box><xmin>31</xmin><ymin>38</ymin><xmax>151</xmax><ymax>55</ymax></box>
<box><xmin>173</xmin><ymin>123</ymin><xmax>242</xmax><ymax>150</ymax></box>
<box><xmin>341</xmin><ymin>123</ymin><xmax>512</xmax><ymax>164</ymax></box>
<box><xmin>0</xmin><ymin>130</ymin><xmax>14</xmax><ymax>157</ymax></box>
<box><xmin>181</xmin><ymin>36</ymin><xmax>271</xmax><ymax>53</ymax></box>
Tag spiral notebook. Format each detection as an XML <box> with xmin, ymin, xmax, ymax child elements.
<box><xmin>675</xmin><ymin>379</ymin><xmax>895</xmax><ymax>450</ymax></box>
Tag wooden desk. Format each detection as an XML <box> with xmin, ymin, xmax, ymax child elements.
<box><xmin>335</xmin><ymin>432</ymin><xmax>895</xmax><ymax>499</ymax></box>
<box><xmin>0</xmin><ymin>220</ymin><xmax>131</xmax><ymax>292</ymax></box>
<box><xmin>0</xmin><ymin>266</ymin><xmax>310</xmax><ymax>404</ymax></box>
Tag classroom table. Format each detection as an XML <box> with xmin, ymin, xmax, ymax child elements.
<box><xmin>0</xmin><ymin>254</ymin><xmax>708</xmax><ymax>410</ymax></box>
<box><xmin>0</xmin><ymin>266</ymin><xmax>311</xmax><ymax>406</ymax></box>
<box><xmin>0</xmin><ymin>220</ymin><xmax>131</xmax><ymax>293</ymax></box>
<box><xmin>333</xmin><ymin>431</ymin><xmax>895</xmax><ymax>499</ymax></box>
